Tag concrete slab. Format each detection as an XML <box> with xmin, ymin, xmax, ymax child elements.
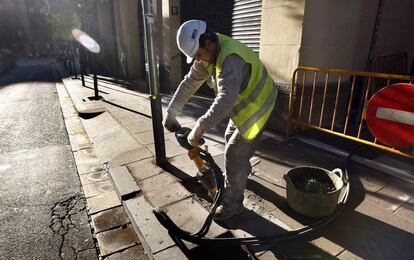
<box><xmin>162</xmin><ymin>197</ymin><xmax>227</xmax><ymax>239</ymax></box>
<box><xmin>79</xmin><ymin>170</ymin><xmax>109</xmax><ymax>186</ymax></box>
<box><xmin>109</xmin><ymin>166</ymin><xmax>140</xmax><ymax>200</ymax></box>
<box><xmin>168</xmin><ymin>154</ymin><xmax>198</xmax><ymax>178</ymax></box>
<box><xmin>91</xmin><ymin>206</ymin><xmax>131</xmax><ymax>233</ymax></box>
<box><xmin>81</xmin><ymin>112</ymin><xmax>145</xmax><ymax>164</ymax></box>
<box><xmin>148</xmin><ymin>138</ymin><xmax>186</xmax><ymax>159</ymax></box>
<box><xmin>153</xmin><ymin>246</ymin><xmax>187</xmax><ymax>260</ymax></box>
<box><xmin>124</xmin><ymin>196</ymin><xmax>176</xmax><ymax>255</ymax></box>
<box><xmin>139</xmin><ymin>172</ymin><xmax>192</xmax><ymax>208</ymax></box>
<box><xmin>81</xmin><ymin>112</ymin><xmax>117</xmax><ymax>139</ymax></box>
<box><xmin>395</xmin><ymin>197</ymin><xmax>414</xmax><ymax>224</ymax></box>
<box><xmin>107</xmin><ymin>147</ymin><xmax>153</xmax><ymax>168</ymax></box>
<box><xmin>126</xmin><ymin>158</ymin><xmax>164</xmax><ymax>181</ymax></box>
<box><xmin>68</xmin><ymin>133</ymin><xmax>92</xmax><ymax>152</ymax></box>
<box><xmin>92</xmin><ymin>127</ymin><xmax>142</xmax><ymax>164</ymax></box>
<box><xmin>82</xmin><ymin>179</ymin><xmax>114</xmax><ymax>198</ymax></box>
<box><xmin>77</xmin><ymin>162</ymin><xmax>105</xmax><ymax>175</ymax></box>
<box><xmin>87</xmin><ymin>191</ymin><xmax>122</xmax><ymax>214</ymax></box>
<box><xmin>96</xmin><ymin>225</ymin><xmax>139</xmax><ymax>257</ymax></box>
<box><xmin>73</xmin><ymin>148</ymin><xmax>101</xmax><ymax>166</ymax></box>
<box><xmin>106</xmin><ymin>245</ymin><xmax>148</xmax><ymax>260</ymax></box>
<box><xmin>65</xmin><ymin>117</ymin><xmax>86</xmax><ymax>135</ymax></box>
<box><xmin>134</xmin><ymin>130</ymin><xmax>175</xmax><ymax>145</ymax></box>
<box><xmin>337</xmin><ymin>250</ymin><xmax>362</xmax><ymax>260</ymax></box>
<box><xmin>366</xmin><ymin>179</ymin><xmax>413</xmax><ymax>212</ymax></box>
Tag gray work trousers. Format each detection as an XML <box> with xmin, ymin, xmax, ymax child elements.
<box><xmin>222</xmin><ymin>119</ymin><xmax>264</xmax><ymax>211</ymax></box>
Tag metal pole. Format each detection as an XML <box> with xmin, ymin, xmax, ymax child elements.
<box><xmin>141</xmin><ymin>0</ymin><xmax>166</xmax><ymax>166</ymax></box>
<box><xmin>81</xmin><ymin>62</ymin><xmax>85</xmax><ymax>86</ymax></box>
<box><xmin>89</xmin><ymin>54</ymin><xmax>99</xmax><ymax>99</ymax></box>
<box><xmin>354</xmin><ymin>0</ymin><xmax>385</xmax><ymax>126</ymax></box>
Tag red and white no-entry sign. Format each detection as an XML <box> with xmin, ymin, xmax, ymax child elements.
<box><xmin>366</xmin><ymin>83</ymin><xmax>414</xmax><ymax>148</ymax></box>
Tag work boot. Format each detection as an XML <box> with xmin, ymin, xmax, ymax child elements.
<box><xmin>213</xmin><ymin>205</ymin><xmax>245</xmax><ymax>221</ymax></box>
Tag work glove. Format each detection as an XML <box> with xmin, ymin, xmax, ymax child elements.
<box><xmin>163</xmin><ymin>112</ymin><xmax>181</xmax><ymax>132</ymax></box>
<box><xmin>187</xmin><ymin>122</ymin><xmax>205</xmax><ymax>146</ymax></box>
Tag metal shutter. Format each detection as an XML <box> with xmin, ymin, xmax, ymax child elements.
<box><xmin>180</xmin><ymin>0</ymin><xmax>262</xmax><ymax>53</ymax></box>
<box><xmin>232</xmin><ymin>0</ymin><xmax>262</xmax><ymax>53</ymax></box>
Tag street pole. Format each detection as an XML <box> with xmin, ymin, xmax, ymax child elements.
<box><xmin>354</xmin><ymin>0</ymin><xmax>385</xmax><ymax>126</ymax></box>
<box><xmin>89</xmin><ymin>54</ymin><xmax>99</xmax><ymax>99</ymax></box>
<box><xmin>141</xmin><ymin>0</ymin><xmax>166</xmax><ymax>166</ymax></box>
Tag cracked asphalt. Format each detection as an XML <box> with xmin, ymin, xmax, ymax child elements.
<box><xmin>0</xmin><ymin>60</ymin><xmax>97</xmax><ymax>259</ymax></box>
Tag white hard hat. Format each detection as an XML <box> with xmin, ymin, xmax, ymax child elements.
<box><xmin>176</xmin><ymin>20</ymin><xmax>207</xmax><ymax>63</ymax></box>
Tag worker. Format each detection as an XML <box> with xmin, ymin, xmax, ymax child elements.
<box><xmin>163</xmin><ymin>20</ymin><xmax>277</xmax><ymax>220</ymax></box>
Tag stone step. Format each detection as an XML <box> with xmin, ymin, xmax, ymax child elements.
<box><xmin>108</xmin><ymin>166</ymin><xmax>141</xmax><ymax>200</ymax></box>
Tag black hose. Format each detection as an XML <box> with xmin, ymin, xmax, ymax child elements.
<box><xmin>153</xmin><ymin>144</ymin><xmax>357</xmax><ymax>246</ymax></box>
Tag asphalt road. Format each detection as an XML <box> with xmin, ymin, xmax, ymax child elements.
<box><xmin>0</xmin><ymin>61</ymin><xmax>97</xmax><ymax>259</ymax></box>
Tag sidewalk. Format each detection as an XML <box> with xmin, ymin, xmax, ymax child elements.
<box><xmin>55</xmin><ymin>65</ymin><xmax>414</xmax><ymax>259</ymax></box>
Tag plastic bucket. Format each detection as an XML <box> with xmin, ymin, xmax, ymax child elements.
<box><xmin>284</xmin><ymin>166</ymin><xmax>344</xmax><ymax>218</ymax></box>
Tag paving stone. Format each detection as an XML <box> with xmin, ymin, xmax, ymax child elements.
<box><xmin>68</xmin><ymin>133</ymin><xmax>92</xmax><ymax>152</ymax></box>
<box><xmin>87</xmin><ymin>191</ymin><xmax>122</xmax><ymax>214</ymax></box>
<box><xmin>79</xmin><ymin>170</ymin><xmax>108</xmax><ymax>186</ymax></box>
<box><xmin>252</xmin><ymin>156</ymin><xmax>291</xmax><ymax>184</ymax></box>
<box><xmin>77</xmin><ymin>162</ymin><xmax>105</xmax><ymax>175</ymax></box>
<box><xmin>91</xmin><ymin>206</ymin><xmax>131</xmax><ymax>233</ymax></box>
<box><xmin>65</xmin><ymin>117</ymin><xmax>86</xmax><ymax>135</ymax></box>
<box><xmin>395</xmin><ymin>197</ymin><xmax>414</xmax><ymax>224</ymax></box>
<box><xmin>127</xmin><ymin>158</ymin><xmax>164</xmax><ymax>181</ymax></box>
<box><xmin>169</xmin><ymin>154</ymin><xmax>198</xmax><ymax>178</ymax></box>
<box><xmin>163</xmin><ymin>197</ymin><xmax>227</xmax><ymax>238</ymax></box>
<box><xmin>81</xmin><ymin>112</ymin><xmax>117</xmax><ymax>139</ymax></box>
<box><xmin>96</xmin><ymin>225</ymin><xmax>139</xmax><ymax>257</ymax></box>
<box><xmin>73</xmin><ymin>148</ymin><xmax>101</xmax><ymax>166</ymax></box>
<box><xmin>365</xmin><ymin>179</ymin><xmax>413</xmax><ymax>212</ymax></box>
<box><xmin>106</xmin><ymin>245</ymin><xmax>148</xmax><ymax>260</ymax></box>
<box><xmin>350</xmin><ymin>170</ymin><xmax>389</xmax><ymax>193</ymax></box>
<box><xmin>134</xmin><ymin>130</ymin><xmax>175</xmax><ymax>145</ymax></box>
<box><xmin>148</xmin><ymin>138</ymin><xmax>187</xmax><ymax>158</ymax></box>
<box><xmin>124</xmin><ymin>119</ymin><xmax>154</xmax><ymax>134</ymax></box>
<box><xmin>309</xmin><ymin>237</ymin><xmax>344</xmax><ymax>257</ymax></box>
<box><xmin>139</xmin><ymin>172</ymin><xmax>192</xmax><ymax>208</ymax></box>
<box><xmin>257</xmin><ymin>240</ymin><xmax>338</xmax><ymax>260</ymax></box>
<box><xmin>337</xmin><ymin>250</ymin><xmax>363</xmax><ymax>260</ymax></box>
<box><xmin>82</xmin><ymin>179</ymin><xmax>114</xmax><ymax>198</ymax></box>
<box><xmin>108</xmin><ymin>166</ymin><xmax>140</xmax><ymax>200</ymax></box>
<box><xmin>92</xmin><ymin>127</ymin><xmax>143</xmax><ymax>164</ymax></box>
<box><xmin>107</xmin><ymin>147</ymin><xmax>153</xmax><ymax>168</ymax></box>
<box><xmin>153</xmin><ymin>246</ymin><xmax>187</xmax><ymax>260</ymax></box>
<box><xmin>124</xmin><ymin>196</ymin><xmax>175</xmax><ymax>255</ymax></box>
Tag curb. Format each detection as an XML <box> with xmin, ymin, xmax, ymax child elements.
<box><xmin>53</xmin><ymin>65</ymin><xmax>191</xmax><ymax>259</ymax></box>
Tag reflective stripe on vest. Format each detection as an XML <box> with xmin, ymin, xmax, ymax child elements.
<box><xmin>214</xmin><ymin>34</ymin><xmax>276</xmax><ymax>140</ymax></box>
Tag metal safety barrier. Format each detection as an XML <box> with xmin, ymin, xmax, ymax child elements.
<box><xmin>287</xmin><ymin>66</ymin><xmax>414</xmax><ymax>159</ymax></box>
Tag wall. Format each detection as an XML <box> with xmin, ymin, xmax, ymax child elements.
<box><xmin>299</xmin><ymin>0</ymin><xmax>377</xmax><ymax>73</ymax></box>
<box><xmin>113</xmin><ymin>0</ymin><xmax>145</xmax><ymax>80</ymax></box>
<box><xmin>95</xmin><ymin>0</ymin><xmax>119</xmax><ymax>75</ymax></box>
<box><xmin>374</xmin><ymin>0</ymin><xmax>414</xmax><ymax>74</ymax></box>
<box><xmin>160</xmin><ymin>0</ymin><xmax>182</xmax><ymax>93</ymax></box>
<box><xmin>259</xmin><ymin>0</ymin><xmax>305</xmax><ymax>86</ymax></box>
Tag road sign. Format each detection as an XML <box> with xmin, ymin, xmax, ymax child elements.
<box><xmin>366</xmin><ymin>83</ymin><xmax>414</xmax><ymax>148</ymax></box>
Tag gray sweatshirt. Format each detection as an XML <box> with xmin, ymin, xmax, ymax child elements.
<box><xmin>167</xmin><ymin>54</ymin><xmax>252</xmax><ymax>133</ymax></box>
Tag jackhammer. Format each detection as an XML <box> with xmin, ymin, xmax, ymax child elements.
<box><xmin>174</xmin><ymin>127</ymin><xmax>218</xmax><ymax>198</ymax></box>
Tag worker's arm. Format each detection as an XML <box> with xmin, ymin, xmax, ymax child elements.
<box><xmin>194</xmin><ymin>55</ymin><xmax>250</xmax><ymax>133</ymax></box>
<box><xmin>166</xmin><ymin>60</ymin><xmax>210</xmax><ymax>116</ymax></box>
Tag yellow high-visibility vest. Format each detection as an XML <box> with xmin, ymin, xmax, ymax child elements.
<box><xmin>205</xmin><ymin>34</ymin><xmax>277</xmax><ymax>140</ymax></box>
